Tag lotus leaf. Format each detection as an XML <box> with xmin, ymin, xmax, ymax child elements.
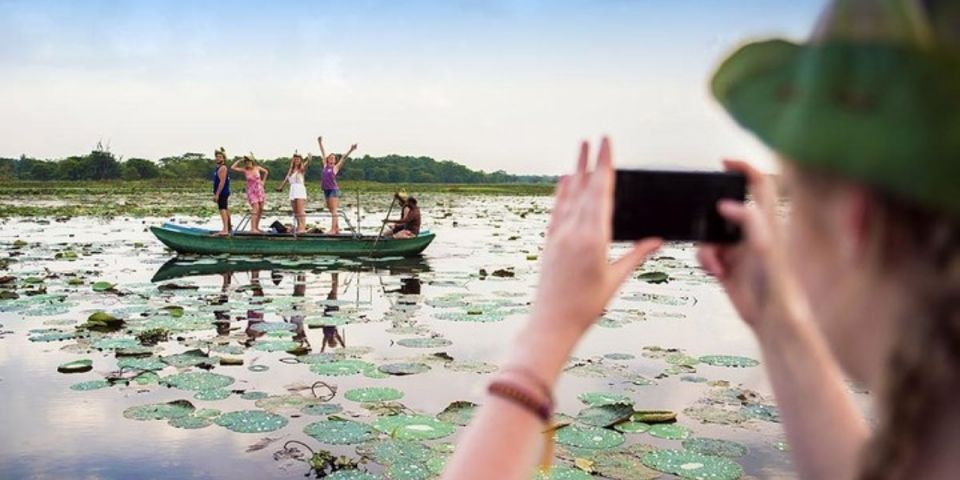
<box><xmin>372</xmin><ymin>415</ymin><xmax>455</xmax><ymax>441</ymax></box>
<box><xmin>168</xmin><ymin>415</ymin><xmax>213</xmax><ymax>429</ymax></box>
<box><xmin>396</xmin><ymin>337</ymin><xmax>452</xmax><ymax>349</ymax></box>
<box><xmin>641</xmin><ymin>449</ymin><xmax>743</xmax><ymax>480</ymax></box>
<box><xmin>648</xmin><ymin>423</ymin><xmax>691</xmax><ymax>440</ymax></box>
<box><xmin>682</xmin><ymin>438</ymin><xmax>749</xmax><ymax>458</ymax></box>
<box><xmin>613</xmin><ymin>421</ymin><xmax>650</xmax><ymax>433</ymax></box>
<box><xmin>346</xmin><ymin>387</ymin><xmax>405</xmax><ymax>403</ymax></box>
<box><xmin>535</xmin><ymin>466</ymin><xmax>593</xmax><ymax>480</ymax></box>
<box><xmin>437</xmin><ymin>401</ymin><xmax>477</xmax><ymax>426</ymax></box>
<box><xmin>255</xmin><ymin>394</ymin><xmax>319</xmax><ymax>414</ymax></box>
<box><xmin>214</xmin><ymin>410</ymin><xmax>288</xmax><ymax>433</ymax></box>
<box><xmin>555</xmin><ymin>425</ymin><xmax>625</xmax><ymax>450</ymax></box>
<box><xmin>576</xmin><ymin>404</ymin><xmax>634</xmax><ymax>427</ymax></box>
<box><xmin>311</xmin><ymin>360</ymin><xmax>374</xmax><ymax>376</ymax></box>
<box><xmin>578</xmin><ymin>392</ymin><xmax>633</xmax><ymax>407</ymax></box>
<box><xmin>240</xmin><ymin>391</ymin><xmax>270</xmax><ymax>401</ymax></box>
<box><xmin>304</xmin><ymin>418</ymin><xmax>378</xmax><ymax>445</ymax></box>
<box><xmin>698</xmin><ymin>355</ymin><xmax>760</xmax><ymax>368</ymax></box>
<box><xmin>301</xmin><ymin>403</ymin><xmax>344</xmax><ymax>416</ymax></box>
<box><xmin>57</xmin><ymin>359</ymin><xmax>93</xmax><ymax>373</ymax></box>
<box><xmin>123</xmin><ymin>400</ymin><xmax>196</xmax><ymax>420</ymax></box>
<box><xmin>591</xmin><ymin>451</ymin><xmax>662</xmax><ymax>480</ymax></box>
<box><xmin>742</xmin><ymin>404</ymin><xmax>780</xmax><ymax>423</ymax></box>
<box><xmin>70</xmin><ymin>379</ymin><xmax>111</xmax><ymax>391</ymax></box>
<box><xmin>250</xmin><ymin>339</ymin><xmax>299</xmax><ymax>352</ymax></box>
<box><xmin>631</xmin><ymin>410</ymin><xmax>676</xmax><ymax>423</ymax></box>
<box><xmin>117</xmin><ymin>357</ymin><xmax>166</xmax><ymax>371</ymax></box>
<box><xmin>162</xmin><ymin>371</ymin><xmax>235</xmax><ymax>391</ymax></box>
<box><xmin>443</xmin><ymin>360</ymin><xmax>498</xmax><ymax>374</ymax></box>
<box><xmin>683</xmin><ymin>405</ymin><xmax>748</xmax><ymax>425</ymax></box>
<box><xmin>325</xmin><ymin>471</ymin><xmax>379</xmax><ymax>480</ymax></box>
<box><xmin>194</xmin><ymin>389</ymin><xmax>232</xmax><ymax>401</ymax></box>
<box><xmin>378</xmin><ymin>362</ymin><xmax>431</xmax><ymax>376</ymax></box>
<box><xmin>603</xmin><ymin>353</ymin><xmax>636</xmax><ymax>361</ymax></box>
<box><xmin>92</xmin><ymin>281</ymin><xmax>115</xmax><ymax>292</ymax></box>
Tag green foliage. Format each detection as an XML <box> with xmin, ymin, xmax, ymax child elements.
<box><xmin>8</xmin><ymin>149</ymin><xmax>553</xmax><ymax>184</ymax></box>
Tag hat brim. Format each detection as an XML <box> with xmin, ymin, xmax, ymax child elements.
<box><xmin>712</xmin><ymin>39</ymin><xmax>960</xmax><ymax>216</ymax></box>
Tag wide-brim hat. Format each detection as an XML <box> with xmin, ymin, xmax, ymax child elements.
<box><xmin>711</xmin><ymin>0</ymin><xmax>960</xmax><ymax>216</ymax></box>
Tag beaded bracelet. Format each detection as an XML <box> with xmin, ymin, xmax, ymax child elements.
<box><xmin>488</xmin><ymin>379</ymin><xmax>553</xmax><ymax>423</ymax></box>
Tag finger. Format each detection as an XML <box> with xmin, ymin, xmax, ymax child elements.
<box><xmin>722</xmin><ymin>158</ymin><xmax>778</xmax><ymax>215</ymax></box>
<box><xmin>610</xmin><ymin>238</ymin><xmax>662</xmax><ymax>285</ymax></box>
<box><xmin>549</xmin><ymin>176</ymin><xmax>572</xmax><ymax>235</ymax></box>
<box><xmin>576</xmin><ymin>140</ymin><xmax>589</xmax><ymax>188</ymax></box>
<box><xmin>696</xmin><ymin>245</ymin><xmax>726</xmax><ymax>279</ymax></box>
<box><xmin>717</xmin><ymin>199</ymin><xmax>749</xmax><ymax>225</ymax></box>
<box><xmin>587</xmin><ymin>137</ymin><xmax>616</xmax><ymax>223</ymax></box>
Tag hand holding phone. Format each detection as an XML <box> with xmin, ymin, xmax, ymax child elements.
<box><xmin>613</xmin><ymin>169</ymin><xmax>746</xmax><ymax>243</ymax></box>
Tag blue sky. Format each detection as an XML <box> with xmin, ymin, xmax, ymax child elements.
<box><xmin>0</xmin><ymin>0</ymin><xmax>827</xmax><ymax>173</ymax></box>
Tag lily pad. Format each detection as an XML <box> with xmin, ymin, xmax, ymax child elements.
<box><xmin>613</xmin><ymin>421</ymin><xmax>651</xmax><ymax>433</ymax></box>
<box><xmin>194</xmin><ymin>389</ymin><xmax>232</xmax><ymax>401</ymax></box>
<box><xmin>357</xmin><ymin>438</ymin><xmax>433</xmax><ymax>466</ymax></box>
<box><xmin>92</xmin><ymin>281</ymin><xmax>115</xmax><ymax>292</ymax></box>
<box><xmin>578</xmin><ymin>392</ymin><xmax>634</xmax><ymax>407</ymax></box>
<box><xmin>372</xmin><ymin>415</ymin><xmax>455</xmax><ymax>441</ymax></box>
<box><xmin>117</xmin><ymin>357</ymin><xmax>167</xmax><ymax>371</ymax></box>
<box><xmin>648</xmin><ymin>423</ymin><xmax>691</xmax><ymax>440</ymax></box>
<box><xmin>214</xmin><ymin>410</ymin><xmax>288</xmax><ymax>433</ymax></box>
<box><xmin>255</xmin><ymin>394</ymin><xmax>319</xmax><ymax>414</ymax></box>
<box><xmin>638</xmin><ymin>271</ymin><xmax>670</xmax><ymax>284</ymax></box>
<box><xmin>345</xmin><ymin>387</ymin><xmax>405</xmax><ymax>403</ymax></box>
<box><xmin>70</xmin><ymin>379</ymin><xmax>111</xmax><ymax>391</ymax></box>
<box><xmin>378</xmin><ymin>362</ymin><xmax>431</xmax><ymax>376</ymax></box>
<box><xmin>396</xmin><ymin>337</ymin><xmax>452</xmax><ymax>349</ymax></box>
<box><xmin>162</xmin><ymin>371</ymin><xmax>235</xmax><ymax>391</ymax></box>
<box><xmin>577</xmin><ymin>404</ymin><xmax>634</xmax><ymax>427</ymax></box>
<box><xmin>161</xmin><ymin>350</ymin><xmax>217</xmax><ymax>368</ymax></box>
<box><xmin>437</xmin><ymin>401</ymin><xmax>477</xmax><ymax>426</ymax></box>
<box><xmin>123</xmin><ymin>400</ymin><xmax>196</xmax><ymax>420</ymax></box>
<box><xmin>443</xmin><ymin>360</ymin><xmax>499</xmax><ymax>374</ymax></box>
<box><xmin>250</xmin><ymin>339</ymin><xmax>299</xmax><ymax>352</ymax></box>
<box><xmin>325</xmin><ymin>471</ymin><xmax>379</xmax><ymax>480</ymax></box>
<box><xmin>603</xmin><ymin>353</ymin><xmax>636</xmax><ymax>361</ymax></box>
<box><xmin>631</xmin><ymin>410</ymin><xmax>677</xmax><ymax>423</ymax></box>
<box><xmin>311</xmin><ymin>360</ymin><xmax>375</xmax><ymax>376</ymax></box>
<box><xmin>58</xmin><ymin>359</ymin><xmax>93</xmax><ymax>374</ymax></box>
<box><xmin>301</xmin><ymin>403</ymin><xmax>344</xmax><ymax>416</ymax></box>
<box><xmin>682</xmin><ymin>438</ymin><xmax>749</xmax><ymax>458</ymax></box>
<box><xmin>742</xmin><ymin>404</ymin><xmax>780</xmax><ymax>423</ymax></box>
<box><xmin>168</xmin><ymin>415</ymin><xmax>214</xmax><ymax>429</ymax></box>
<box><xmin>535</xmin><ymin>466</ymin><xmax>594</xmax><ymax>480</ymax></box>
<box><xmin>641</xmin><ymin>449</ymin><xmax>743</xmax><ymax>480</ymax></box>
<box><xmin>240</xmin><ymin>391</ymin><xmax>270</xmax><ymax>401</ymax></box>
<box><xmin>683</xmin><ymin>405</ymin><xmax>748</xmax><ymax>425</ymax></box>
<box><xmin>698</xmin><ymin>355</ymin><xmax>760</xmax><ymax>368</ymax></box>
<box><xmin>591</xmin><ymin>451</ymin><xmax>662</xmax><ymax>480</ymax></box>
<box><xmin>304</xmin><ymin>418</ymin><xmax>378</xmax><ymax>445</ymax></box>
<box><xmin>555</xmin><ymin>424</ymin><xmax>625</xmax><ymax>450</ymax></box>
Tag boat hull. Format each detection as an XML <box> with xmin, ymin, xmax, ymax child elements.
<box><xmin>150</xmin><ymin>223</ymin><xmax>435</xmax><ymax>257</ymax></box>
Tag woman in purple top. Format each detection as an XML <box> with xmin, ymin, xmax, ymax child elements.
<box><xmin>317</xmin><ymin>136</ymin><xmax>358</xmax><ymax>235</ymax></box>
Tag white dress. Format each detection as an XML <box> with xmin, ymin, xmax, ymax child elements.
<box><xmin>288</xmin><ymin>171</ymin><xmax>307</xmax><ymax>200</ymax></box>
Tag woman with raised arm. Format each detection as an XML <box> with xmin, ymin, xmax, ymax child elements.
<box><xmin>230</xmin><ymin>153</ymin><xmax>269</xmax><ymax>234</ymax></box>
<box><xmin>276</xmin><ymin>152</ymin><xmax>310</xmax><ymax>234</ymax></box>
<box><xmin>317</xmin><ymin>136</ymin><xmax>357</xmax><ymax>235</ymax></box>
<box><xmin>443</xmin><ymin>1</ymin><xmax>960</xmax><ymax>479</ymax></box>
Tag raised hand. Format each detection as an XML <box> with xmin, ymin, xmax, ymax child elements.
<box><xmin>532</xmin><ymin>137</ymin><xmax>661</xmax><ymax>334</ymax></box>
<box><xmin>350</xmin><ymin>143</ymin><xmax>358</xmax><ymax>151</ymax></box>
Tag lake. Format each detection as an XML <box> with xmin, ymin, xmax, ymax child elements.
<box><xmin>0</xmin><ymin>192</ymin><xmax>817</xmax><ymax>479</ymax></box>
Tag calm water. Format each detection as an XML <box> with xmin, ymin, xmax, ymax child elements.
<box><xmin>0</xmin><ymin>195</ymin><xmax>814</xmax><ymax>479</ymax></box>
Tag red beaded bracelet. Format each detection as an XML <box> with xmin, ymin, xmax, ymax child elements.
<box><xmin>488</xmin><ymin>379</ymin><xmax>553</xmax><ymax>423</ymax></box>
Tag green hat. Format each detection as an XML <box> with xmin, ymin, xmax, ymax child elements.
<box><xmin>711</xmin><ymin>0</ymin><xmax>960</xmax><ymax>216</ymax></box>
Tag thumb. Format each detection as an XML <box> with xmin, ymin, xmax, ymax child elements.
<box><xmin>611</xmin><ymin>238</ymin><xmax>662</xmax><ymax>285</ymax></box>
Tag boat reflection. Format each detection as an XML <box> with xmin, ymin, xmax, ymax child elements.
<box><xmin>151</xmin><ymin>254</ymin><xmax>432</xmax><ymax>283</ymax></box>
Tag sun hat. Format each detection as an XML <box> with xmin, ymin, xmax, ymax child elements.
<box><xmin>711</xmin><ymin>0</ymin><xmax>960</xmax><ymax>216</ymax></box>
<box><xmin>215</xmin><ymin>147</ymin><xmax>227</xmax><ymax>158</ymax></box>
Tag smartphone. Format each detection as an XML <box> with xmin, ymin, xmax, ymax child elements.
<box><xmin>613</xmin><ymin>169</ymin><xmax>746</xmax><ymax>243</ymax></box>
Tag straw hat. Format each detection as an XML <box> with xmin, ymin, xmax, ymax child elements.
<box><xmin>712</xmin><ymin>0</ymin><xmax>960</xmax><ymax>215</ymax></box>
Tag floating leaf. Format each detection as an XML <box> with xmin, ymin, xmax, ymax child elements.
<box><xmin>57</xmin><ymin>359</ymin><xmax>93</xmax><ymax>374</ymax></box>
<box><xmin>576</xmin><ymin>404</ymin><xmax>634</xmax><ymax>427</ymax></box>
<box><xmin>378</xmin><ymin>362</ymin><xmax>431</xmax><ymax>376</ymax></box>
<box><xmin>683</xmin><ymin>405</ymin><xmax>748</xmax><ymax>425</ymax></box>
<box><xmin>373</xmin><ymin>415</ymin><xmax>455</xmax><ymax>441</ymax></box>
<box><xmin>70</xmin><ymin>379</ymin><xmax>111</xmax><ymax>391</ymax></box>
<box><xmin>638</xmin><ymin>271</ymin><xmax>670</xmax><ymax>284</ymax></box>
<box><xmin>117</xmin><ymin>357</ymin><xmax>167</xmax><ymax>371</ymax></box>
<box><xmin>250</xmin><ymin>339</ymin><xmax>299</xmax><ymax>352</ymax></box>
<box><xmin>168</xmin><ymin>415</ymin><xmax>214</xmax><ymax>429</ymax></box>
<box><xmin>214</xmin><ymin>410</ymin><xmax>288</xmax><ymax>433</ymax></box>
<box><xmin>325</xmin><ymin>471</ymin><xmax>379</xmax><ymax>480</ymax></box>
<box><xmin>437</xmin><ymin>401</ymin><xmax>477</xmax><ymax>426</ymax></box>
<box><xmin>194</xmin><ymin>389</ymin><xmax>232</xmax><ymax>401</ymax></box>
<box><xmin>535</xmin><ymin>466</ymin><xmax>594</xmax><ymax>479</ymax></box>
<box><xmin>578</xmin><ymin>392</ymin><xmax>634</xmax><ymax>407</ymax></box>
<box><xmin>698</xmin><ymin>355</ymin><xmax>760</xmax><ymax>368</ymax></box>
<box><xmin>240</xmin><ymin>391</ymin><xmax>270</xmax><ymax>401</ymax></box>
<box><xmin>613</xmin><ymin>421</ymin><xmax>651</xmax><ymax>433</ymax></box>
<box><xmin>555</xmin><ymin>424</ymin><xmax>625</xmax><ymax>450</ymax></box>
<box><xmin>310</xmin><ymin>360</ymin><xmax>374</xmax><ymax>376</ymax></box>
<box><xmin>396</xmin><ymin>337</ymin><xmax>452</xmax><ymax>349</ymax></box>
<box><xmin>345</xmin><ymin>387</ymin><xmax>404</xmax><ymax>403</ymax></box>
<box><xmin>641</xmin><ymin>449</ymin><xmax>743</xmax><ymax>480</ymax></box>
<box><xmin>92</xmin><ymin>281</ymin><xmax>115</xmax><ymax>292</ymax></box>
<box><xmin>742</xmin><ymin>404</ymin><xmax>780</xmax><ymax>423</ymax></box>
<box><xmin>304</xmin><ymin>419</ymin><xmax>378</xmax><ymax>445</ymax></box>
<box><xmin>603</xmin><ymin>353</ymin><xmax>636</xmax><ymax>361</ymax></box>
<box><xmin>682</xmin><ymin>438</ymin><xmax>749</xmax><ymax>458</ymax></box>
<box><xmin>123</xmin><ymin>400</ymin><xmax>196</xmax><ymax>420</ymax></box>
<box><xmin>162</xmin><ymin>371</ymin><xmax>235</xmax><ymax>391</ymax></box>
<box><xmin>631</xmin><ymin>410</ymin><xmax>677</xmax><ymax>423</ymax></box>
<box><xmin>648</xmin><ymin>423</ymin><xmax>691</xmax><ymax>440</ymax></box>
<box><xmin>301</xmin><ymin>403</ymin><xmax>343</xmax><ymax>416</ymax></box>
<box><xmin>591</xmin><ymin>451</ymin><xmax>662</xmax><ymax>480</ymax></box>
<box><xmin>255</xmin><ymin>394</ymin><xmax>319</xmax><ymax>414</ymax></box>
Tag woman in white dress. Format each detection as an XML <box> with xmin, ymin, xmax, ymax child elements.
<box><xmin>276</xmin><ymin>153</ymin><xmax>311</xmax><ymax>234</ymax></box>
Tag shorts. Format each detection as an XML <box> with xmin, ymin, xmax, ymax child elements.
<box><xmin>217</xmin><ymin>193</ymin><xmax>229</xmax><ymax>210</ymax></box>
<box><xmin>324</xmin><ymin>188</ymin><xmax>340</xmax><ymax>199</ymax></box>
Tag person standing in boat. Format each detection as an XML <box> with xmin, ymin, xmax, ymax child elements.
<box><xmin>212</xmin><ymin>147</ymin><xmax>231</xmax><ymax>236</ymax></box>
<box><xmin>230</xmin><ymin>153</ymin><xmax>269</xmax><ymax>234</ymax></box>
<box><xmin>276</xmin><ymin>152</ymin><xmax>310</xmax><ymax>234</ymax></box>
<box><xmin>317</xmin><ymin>136</ymin><xmax>358</xmax><ymax>235</ymax></box>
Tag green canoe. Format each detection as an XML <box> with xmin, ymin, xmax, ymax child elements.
<box><xmin>150</xmin><ymin>223</ymin><xmax>435</xmax><ymax>257</ymax></box>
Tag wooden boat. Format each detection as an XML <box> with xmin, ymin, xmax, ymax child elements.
<box><xmin>150</xmin><ymin>223</ymin><xmax>435</xmax><ymax>257</ymax></box>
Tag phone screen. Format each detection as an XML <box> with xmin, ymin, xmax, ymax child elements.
<box><xmin>613</xmin><ymin>170</ymin><xmax>745</xmax><ymax>243</ymax></box>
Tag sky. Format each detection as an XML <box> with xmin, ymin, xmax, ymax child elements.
<box><xmin>0</xmin><ymin>0</ymin><xmax>828</xmax><ymax>174</ymax></box>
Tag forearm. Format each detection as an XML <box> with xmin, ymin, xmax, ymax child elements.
<box><xmin>757</xmin><ymin>307</ymin><xmax>869</xmax><ymax>480</ymax></box>
<box><xmin>442</xmin><ymin>313</ymin><xmax>582</xmax><ymax>480</ymax></box>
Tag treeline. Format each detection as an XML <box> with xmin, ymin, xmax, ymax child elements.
<box><xmin>0</xmin><ymin>148</ymin><xmax>552</xmax><ymax>184</ymax></box>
